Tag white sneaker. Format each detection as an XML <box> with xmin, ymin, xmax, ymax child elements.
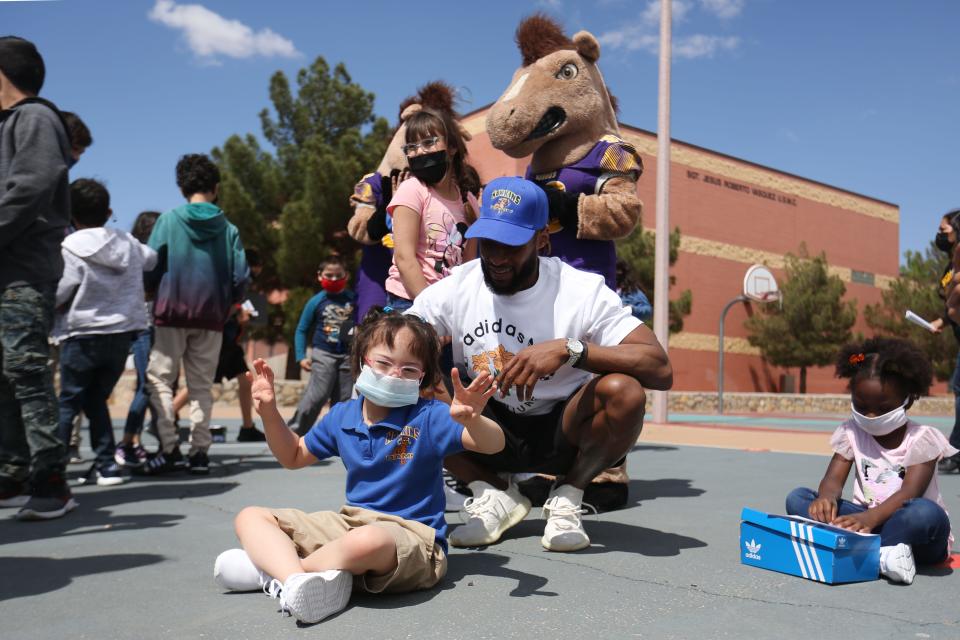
<box><xmin>880</xmin><ymin>543</ymin><xmax>916</xmax><ymax>585</ymax></box>
<box><xmin>541</xmin><ymin>484</ymin><xmax>592</xmax><ymax>552</ymax></box>
<box><xmin>450</xmin><ymin>480</ymin><xmax>531</xmax><ymax>547</ymax></box>
<box><xmin>264</xmin><ymin>570</ymin><xmax>352</xmax><ymax>624</ymax></box>
<box><xmin>214</xmin><ymin>548</ymin><xmax>273</xmax><ymax>592</ymax></box>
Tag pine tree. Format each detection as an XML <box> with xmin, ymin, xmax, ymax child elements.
<box><xmin>615</xmin><ymin>227</ymin><xmax>692</xmax><ymax>333</ymax></box>
<box><xmin>744</xmin><ymin>248</ymin><xmax>857</xmax><ymax>393</ymax></box>
<box><xmin>211</xmin><ymin>57</ymin><xmax>391</xmax><ymax>377</ymax></box>
<box><xmin>864</xmin><ymin>243</ymin><xmax>957</xmax><ymax>381</ymax></box>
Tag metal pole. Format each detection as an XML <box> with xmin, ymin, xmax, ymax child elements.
<box><xmin>652</xmin><ymin>0</ymin><xmax>672</xmax><ymax>424</ymax></box>
<box><xmin>718</xmin><ymin>295</ymin><xmax>748</xmax><ymax>414</ymax></box>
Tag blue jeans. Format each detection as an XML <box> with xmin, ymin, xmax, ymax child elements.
<box><xmin>950</xmin><ymin>350</ymin><xmax>960</xmax><ymax>450</ymax></box>
<box><xmin>785</xmin><ymin>487</ymin><xmax>951</xmax><ymax>565</ymax></box>
<box><xmin>58</xmin><ymin>332</ymin><xmax>135</xmax><ymax>467</ymax></box>
<box><xmin>385</xmin><ymin>293</ymin><xmax>413</xmax><ymax>313</ymax></box>
<box><xmin>0</xmin><ymin>283</ymin><xmax>64</xmax><ymax>483</ymax></box>
<box><xmin>123</xmin><ymin>328</ymin><xmax>156</xmax><ymax>438</ymax></box>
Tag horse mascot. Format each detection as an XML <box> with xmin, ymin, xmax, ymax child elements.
<box><xmin>485</xmin><ymin>14</ymin><xmax>645</xmax><ymax>511</ymax></box>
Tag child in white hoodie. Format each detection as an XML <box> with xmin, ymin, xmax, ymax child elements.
<box><xmin>54</xmin><ymin>179</ymin><xmax>156</xmax><ymax>486</ymax></box>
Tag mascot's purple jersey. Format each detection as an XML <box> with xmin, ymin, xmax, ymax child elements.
<box><xmin>525</xmin><ymin>136</ymin><xmax>642</xmax><ymax>290</ymax></box>
<box><xmin>352</xmin><ymin>172</ymin><xmax>392</xmax><ymax>322</ymax></box>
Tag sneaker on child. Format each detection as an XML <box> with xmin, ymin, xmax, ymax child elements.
<box><xmin>880</xmin><ymin>543</ymin><xmax>916</xmax><ymax>585</ymax></box>
<box><xmin>79</xmin><ymin>462</ymin><xmax>130</xmax><ymax>487</ymax></box>
<box><xmin>210</xmin><ymin>425</ymin><xmax>228</xmax><ymax>444</ymax></box>
<box><xmin>237</xmin><ymin>425</ymin><xmax>267</xmax><ymax>442</ymax></box>
<box><xmin>188</xmin><ymin>451</ymin><xmax>210</xmax><ymax>475</ymax></box>
<box><xmin>264</xmin><ymin>571</ymin><xmax>352</xmax><ymax>624</ymax></box>
<box><xmin>114</xmin><ymin>443</ymin><xmax>148</xmax><ymax>469</ymax></box>
<box><xmin>541</xmin><ymin>484</ymin><xmax>592</xmax><ymax>552</ymax></box>
<box><xmin>16</xmin><ymin>472</ymin><xmax>78</xmax><ymax>521</ymax></box>
<box><xmin>214</xmin><ymin>548</ymin><xmax>273</xmax><ymax>592</ymax></box>
<box><xmin>449</xmin><ymin>480</ymin><xmax>531</xmax><ymax>547</ymax></box>
<box><xmin>140</xmin><ymin>448</ymin><xmax>186</xmax><ymax>476</ymax></box>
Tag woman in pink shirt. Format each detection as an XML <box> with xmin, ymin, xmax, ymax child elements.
<box><xmin>385</xmin><ymin>108</ymin><xmax>478</xmax><ymax>310</ymax></box>
<box><xmin>786</xmin><ymin>337</ymin><xmax>956</xmax><ymax>585</ymax></box>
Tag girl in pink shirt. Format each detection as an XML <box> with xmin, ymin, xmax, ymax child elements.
<box><xmin>385</xmin><ymin>108</ymin><xmax>478</xmax><ymax>309</ymax></box>
<box><xmin>786</xmin><ymin>337</ymin><xmax>956</xmax><ymax>585</ymax></box>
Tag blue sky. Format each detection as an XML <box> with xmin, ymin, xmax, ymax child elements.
<box><xmin>4</xmin><ymin>0</ymin><xmax>958</xmax><ymax>264</ymax></box>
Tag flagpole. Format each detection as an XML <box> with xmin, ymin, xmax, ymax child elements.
<box><xmin>651</xmin><ymin>0</ymin><xmax>672</xmax><ymax>424</ymax></box>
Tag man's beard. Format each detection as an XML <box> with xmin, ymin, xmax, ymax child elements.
<box><xmin>481</xmin><ymin>251</ymin><xmax>539</xmax><ymax>295</ymax></box>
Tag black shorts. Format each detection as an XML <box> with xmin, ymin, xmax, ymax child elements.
<box><xmin>466</xmin><ymin>392</ymin><xmax>579</xmax><ymax>475</ymax></box>
<box><xmin>214</xmin><ymin>341</ymin><xmax>248</xmax><ymax>382</ymax></box>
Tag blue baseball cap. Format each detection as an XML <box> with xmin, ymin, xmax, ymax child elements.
<box><xmin>465</xmin><ymin>176</ymin><xmax>548</xmax><ymax>246</ymax></box>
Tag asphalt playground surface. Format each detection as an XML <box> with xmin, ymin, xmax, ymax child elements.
<box><xmin>2</xmin><ymin>412</ymin><xmax>958</xmax><ymax>639</ymax></box>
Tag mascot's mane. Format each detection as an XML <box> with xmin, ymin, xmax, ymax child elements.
<box><xmin>397</xmin><ymin>81</ymin><xmax>460</xmax><ymax>125</ymax></box>
<box><xmin>514</xmin><ymin>14</ymin><xmax>618</xmax><ymax>114</ymax></box>
<box><xmin>516</xmin><ymin>13</ymin><xmax>575</xmax><ymax>66</ymax></box>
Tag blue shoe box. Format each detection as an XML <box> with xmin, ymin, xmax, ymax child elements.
<box><xmin>740</xmin><ymin>507</ymin><xmax>879</xmax><ymax>584</ymax></box>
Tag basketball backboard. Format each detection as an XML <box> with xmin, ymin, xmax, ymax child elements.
<box><xmin>743</xmin><ymin>265</ymin><xmax>780</xmax><ymax>303</ymax></box>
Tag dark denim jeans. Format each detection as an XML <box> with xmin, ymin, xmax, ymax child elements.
<box><xmin>123</xmin><ymin>328</ymin><xmax>156</xmax><ymax>438</ymax></box>
<box><xmin>0</xmin><ymin>283</ymin><xmax>64</xmax><ymax>483</ymax></box>
<box><xmin>786</xmin><ymin>487</ymin><xmax>950</xmax><ymax>565</ymax></box>
<box><xmin>57</xmin><ymin>332</ymin><xmax>134</xmax><ymax>467</ymax></box>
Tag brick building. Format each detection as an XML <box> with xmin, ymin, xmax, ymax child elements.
<box><xmin>460</xmin><ymin>106</ymin><xmax>901</xmax><ymax>393</ymax></box>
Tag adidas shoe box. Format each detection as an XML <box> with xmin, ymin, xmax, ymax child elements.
<box><xmin>740</xmin><ymin>507</ymin><xmax>879</xmax><ymax>584</ymax></box>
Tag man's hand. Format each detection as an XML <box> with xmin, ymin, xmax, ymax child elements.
<box><xmin>831</xmin><ymin>511</ymin><xmax>877</xmax><ymax>534</ymax></box>
<box><xmin>807</xmin><ymin>496</ymin><xmax>838</xmax><ymax>524</ymax></box>
<box><xmin>299</xmin><ymin>358</ymin><xmax>311</xmax><ymax>372</ymax></box>
<box><xmin>247</xmin><ymin>358</ymin><xmax>277</xmax><ymax>415</ymax></box>
<box><xmin>497</xmin><ymin>339</ymin><xmax>568</xmax><ymax>403</ymax></box>
<box><xmin>450</xmin><ymin>369</ymin><xmax>497</xmax><ymax>422</ymax></box>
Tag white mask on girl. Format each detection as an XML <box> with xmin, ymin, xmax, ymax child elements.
<box><xmin>354</xmin><ymin>365</ymin><xmax>421</xmax><ymax>408</ymax></box>
<box><xmin>850</xmin><ymin>399</ymin><xmax>909</xmax><ymax>437</ymax></box>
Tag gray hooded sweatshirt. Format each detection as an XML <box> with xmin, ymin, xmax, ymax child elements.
<box><xmin>54</xmin><ymin>228</ymin><xmax>158</xmax><ymax>341</ymax></box>
<box><xmin>0</xmin><ymin>99</ymin><xmax>73</xmax><ymax>289</ymax></box>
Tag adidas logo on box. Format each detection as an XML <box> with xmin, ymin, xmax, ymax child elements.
<box><xmin>744</xmin><ymin>539</ymin><xmax>762</xmax><ymax>560</ymax></box>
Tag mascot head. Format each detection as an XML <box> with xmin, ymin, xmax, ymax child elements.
<box><xmin>485</xmin><ymin>14</ymin><xmax>619</xmax><ymax>172</ymax></box>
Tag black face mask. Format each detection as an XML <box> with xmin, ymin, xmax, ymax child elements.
<box><xmin>407</xmin><ymin>150</ymin><xmax>448</xmax><ymax>185</ymax></box>
<box><xmin>936</xmin><ymin>232</ymin><xmax>954</xmax><ymax>253</ymax></box>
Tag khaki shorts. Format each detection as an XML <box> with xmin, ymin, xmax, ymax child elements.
<box><xmin>269</xmin><ymin>505</ymin><xmax>447</xmax><ymax>594</ymax></box>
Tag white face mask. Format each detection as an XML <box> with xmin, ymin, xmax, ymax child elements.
<box><xmin>354</xmin><ymin>365</ymin><xmax>421</xmax><ymax>408</ymax></box>
<box><xmin>850</xmin><ymin>399</ymin><xmax>909</xmax><ymax>437</ymax></box>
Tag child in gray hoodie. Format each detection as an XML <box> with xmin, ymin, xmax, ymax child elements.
<box><xmin>55</xmin><ymin>179</ymin><xmax>157</xmax><ymax>486</ymax></box>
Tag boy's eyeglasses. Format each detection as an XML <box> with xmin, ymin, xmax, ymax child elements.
<box><xmin>365</xmin><ymin>357</ymin><xmax>424</xmax><ymax>381</ymax></box>
<box><xmin>401</xmin><ymin>136</ymin><xmax>442</xmax><ymax>156</ymax></box>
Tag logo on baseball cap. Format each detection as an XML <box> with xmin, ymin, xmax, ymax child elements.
<box><xmin>465</xmin><ymin>176</ymin><xmax>548</xmax><ymax>246</ymax></box>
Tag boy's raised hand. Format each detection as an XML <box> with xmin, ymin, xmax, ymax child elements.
<box><xmin>449</xmin><ymin>368</ymin><xmax>497</xmax><ymax>422</ymax></box>
<box><xmin>247</xmin><ymin>358</ymin><xmax>277</xmax><ymax>414</ymax></box>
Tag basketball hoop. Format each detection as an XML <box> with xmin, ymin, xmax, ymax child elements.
<box><xmin>743</xmin><ymin>265</ymin><xmax>780</xmax><ymax>304</ymax></box>
<box><xmin>718</xmin><ymin>265</ymin><xmax>783</xmax><ymax>413</ymax></box>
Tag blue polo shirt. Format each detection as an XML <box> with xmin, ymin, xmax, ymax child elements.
<box><xmin>303</xmin><ymin>396</ymin><xmax>465</xmax><ymax>552</ymax></box>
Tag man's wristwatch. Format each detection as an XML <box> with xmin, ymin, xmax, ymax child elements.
<box><xmin>565</xmin><ymin>338</ymin><xmax>586</xmax><ymax>368</ymax></box>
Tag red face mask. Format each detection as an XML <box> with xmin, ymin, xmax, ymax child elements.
<box><xmin>320</xmin><ymin>277</ymin><xmax>347</xmax><ymax>294</ymax></box>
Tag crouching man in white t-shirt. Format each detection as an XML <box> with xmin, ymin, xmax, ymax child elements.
<box><xmin>408</xmin><ymin>177</ymin><xmax>672</xmax><ymax>552</ymax></box>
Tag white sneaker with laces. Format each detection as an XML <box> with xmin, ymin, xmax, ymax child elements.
<box><xmin>264</xmin><ymin>571</ymin><xmax>352</xmax><ymax>624</ymax></box>
<box><xmin>541</xmin><ymin>484</ymin><xmax>592</xmax><ymax>552</ymax></box>
<box><xmin>880</xmin><ymin>543</ymin><xmax>916</xmax><ymax>584</ymax></box>
<box><xmin>214</xmin><ymin>548</ymin><xmax>273</xmax><ymax>592</ymax></box>
<box><xmin>450</xmin><ymin>480</ymin><xmax>531</xmax><ymax>547</ymax></box>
